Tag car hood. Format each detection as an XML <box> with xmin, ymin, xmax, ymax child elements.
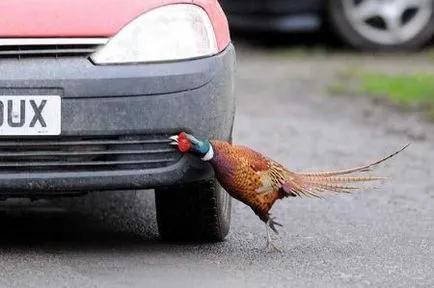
<box><xmin>0</xmin><ymin>0</ymin><xmax>211</xmax><ymax>37</ymax></box>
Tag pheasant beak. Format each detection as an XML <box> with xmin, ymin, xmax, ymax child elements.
<box><xmin>169</xmin><ymin>135</ymin><xmax>179</xmax><ymax>146</ymax></box>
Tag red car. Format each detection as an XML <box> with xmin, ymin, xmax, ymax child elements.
<box><xmin>0</xmin><ymin>0</ymin><xmax>235</xmax><ymax>242</ymax></box>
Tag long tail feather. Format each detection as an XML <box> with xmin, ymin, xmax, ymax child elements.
<box><xmin>283</xmin><ymin>176</ymin><xmax>382</xmax><ymax>198</ymax></box>
<box><xmin>298</xmin><ymin>144</ymin><xmax>409</xmax><ymax>177</ymax></box>
<box><xmin>303</xmin><ymin>175</ymin><xmax>387</xmax><ymax>182</ymax></box>
<box><xmin>281</xmin><ymin>144</ymin><xmax>408</xmax><ymax>198</ymax></box>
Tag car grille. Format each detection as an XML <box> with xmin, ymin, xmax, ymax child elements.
<box><xmin>0</xmin><ymin>38</ymin><xmax>107</xmax><ymax>59</ymax></box>
<box><xmin>0</xmin><ymin>134</ymin><xmax>181</xmax><ymax>172</ymax></box>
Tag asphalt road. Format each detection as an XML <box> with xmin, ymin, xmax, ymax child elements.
<box><xmin>1</xmin><ymin>45</ymin><xmax>434</xmax><ymax>288</ymax></box>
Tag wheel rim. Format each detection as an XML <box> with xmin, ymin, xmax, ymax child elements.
<box><xmin>343</xmin><ymin>0</ymin><xmax>433</xmax><ymax>45</ymax></box>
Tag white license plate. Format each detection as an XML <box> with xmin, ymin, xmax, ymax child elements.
<box><xmin>0</xmin><ymin>95</ymin><xmax>61</xmax><ymax>136</ymax></box>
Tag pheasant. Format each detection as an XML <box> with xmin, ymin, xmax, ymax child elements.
<box><xmin>169</xmin><ymin>132</ymin><xmax>408</xmax><ymax>251</ymax></box>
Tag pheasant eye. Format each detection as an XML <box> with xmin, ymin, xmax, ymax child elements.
<box><xmin>178</xmin><ymin>139</ymin><xmax>191</xmax><ymax>152</ymax></box>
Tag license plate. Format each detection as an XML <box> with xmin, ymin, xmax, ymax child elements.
<box><xmin>0</xmin><ymin>95</ymin><xmax>61</xmax><ymax>136</ymax></box>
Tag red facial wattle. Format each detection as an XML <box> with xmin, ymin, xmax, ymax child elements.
<box><xmin>178</xmin><ymin>138</ymin><xmax>191</xmax><ymax>152</ymax></box>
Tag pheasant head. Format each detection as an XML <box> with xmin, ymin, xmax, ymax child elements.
<box><xmin>169</xmin><ymin>132</ymin><xmax>214</xmax><ymax>161</ymax></box>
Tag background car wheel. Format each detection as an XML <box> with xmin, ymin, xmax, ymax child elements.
<box><xmin>155</xmin><ymin>178</ymin><xmax>231</xmax><ymax>242</ymax></box>
<box><xmin>328</xmin><ymin>0</ymin><xmax>434</xmax><ymax>51</ymax></box>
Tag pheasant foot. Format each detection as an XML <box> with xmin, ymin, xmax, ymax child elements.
<box><xmin>264</xmin><ymin>221</ymin><xmax>282</xmax><ymax>252</ymax></box>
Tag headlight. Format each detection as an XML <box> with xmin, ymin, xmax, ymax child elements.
<box><xmin>90</xmin><ymin>4</ymin><xmax>218</xmax><ymax>64</ymax></box>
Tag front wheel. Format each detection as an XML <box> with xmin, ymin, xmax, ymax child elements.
<box><xmin>328</xmin><ymin>0</ymin><xmax>434</xmax><ymax>51</ymax></box>
<box><xmin>155</xmin><ymin>179</ymin><xmax>231</xmax><ymax>242</ymax></box>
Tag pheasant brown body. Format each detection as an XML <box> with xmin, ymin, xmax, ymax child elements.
<box><xmin>209</xmin><ymin>140</ymin><xmax>290</xmax><ymax>224</ymax></box>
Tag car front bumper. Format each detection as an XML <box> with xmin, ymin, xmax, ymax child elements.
<box><xmin>0</xmin><ymin>44</ymin><xmax>236</xmax><ymax>195</ymax></box>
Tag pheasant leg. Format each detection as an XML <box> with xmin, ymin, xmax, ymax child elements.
<box><xmin>264</xmin><ymin>221</ymin><xmax>282</xmax><ymax>252</ymax></box>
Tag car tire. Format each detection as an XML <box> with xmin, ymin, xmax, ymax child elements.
<box><xmin>327</xmin><ymin>0</ymin><xmax>434</xmax><ymax>51</ymax></box>
<box><xmin>155</xmin><ymin>178</ymin><xmax>231</xmax><ymax>242</ymax></box>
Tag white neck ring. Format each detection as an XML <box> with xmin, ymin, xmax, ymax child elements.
<box><xmin>201</xmin><ymin>145</ymin><xmax>214</xmax><ymax>161</ymax></box>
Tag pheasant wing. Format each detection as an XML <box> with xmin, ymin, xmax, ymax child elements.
<box><xmin>230</xmin><ymin>144</ymin><xmax>271</xmax><ymax>172</ymax></box>
<box><xmin>230</xmin><ymin>145</ymin><xmax>293</xmax><ymax>196</ymax></box>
